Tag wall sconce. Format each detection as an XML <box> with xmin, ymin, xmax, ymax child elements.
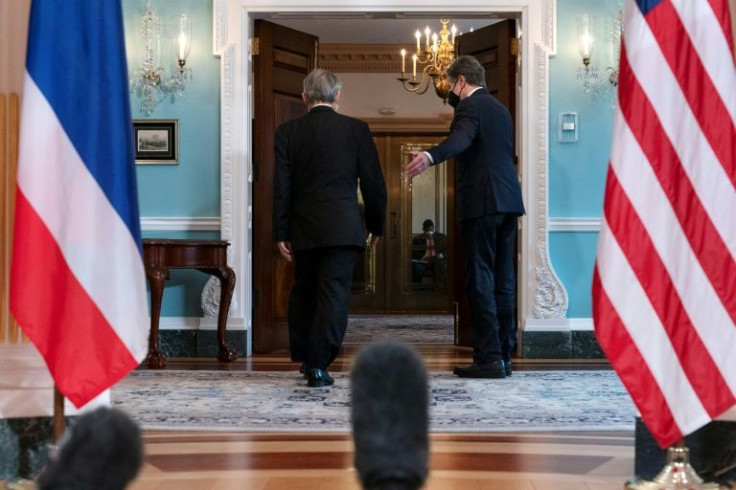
<box><xmin>576</xmin><ymin>10</ymin><xmax>622</xmax><ymax>96</ymax></box>
<box><xmin>129</xmin><ymin>0</ymin><xmax>193</xmax><ymax>116</ymax></box>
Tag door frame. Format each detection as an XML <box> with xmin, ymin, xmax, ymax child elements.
<box><xmin>211</xmin><ymin>0</ymin><xmax>568</xmax><ymax>355</ymax></box>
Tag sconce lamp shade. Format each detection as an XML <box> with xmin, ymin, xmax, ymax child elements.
<box><xmin>172</xmin><ymin>14</ymin><xmax>192</xmax><ymax>62</ymax></box>
<box><xmin>577</xmin><ymin>15</ymin><xmax>596</xmax><ymax>64</ymax></box>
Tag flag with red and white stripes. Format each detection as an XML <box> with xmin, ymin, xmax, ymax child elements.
<box><xmin>593</xmin><ymin>0</ymin><xmax>736</xmax><ymax>448</ymax></box>
<box><xmin>10</xmin><ymin>0</ymin><xmax>148</xmax><ymax>408</ymax></box>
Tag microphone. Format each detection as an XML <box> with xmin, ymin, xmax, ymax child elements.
<box><xmin>36</xmin><ymin>407</ymin><xmax>143</xmax><ymax>490</ymax></box>
<box><xmin>351</xmin><ymin>341</ymin><xmax>429</xmax><ymax>490</ymax></box>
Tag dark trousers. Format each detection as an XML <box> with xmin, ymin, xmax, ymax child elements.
<box><xmin>288</xmin><ymin>246</ymin><xmax>359</xmax><ymax>371</ymax></box>
<box><xmin>459</xmin><ymin>214</ymin><xmax>518</xmax><ymax>365</ymax></box>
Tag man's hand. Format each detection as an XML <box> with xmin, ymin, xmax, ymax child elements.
<box><xmin>277</xmin><ymin>241</ymin><xmax>293</xmax><ymax>262</ymax></box>
<box><xmin>406</xmin><ymin>151</ymin><xmax>431</xmax><ymax>179</ymax></box>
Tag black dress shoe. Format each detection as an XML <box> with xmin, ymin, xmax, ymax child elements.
<box><xmin>307</xmin><ymin>368</ymin><xmax>334</xmax><ymax>387</ymax></box>
<box><xmin>453</xmin><ymin>360</ymin><xmax>506</xmax><ymax>379</ymax></box>
<box><xmin>503</xmin><ymin>360</ymin><xmax>512</xmax><ymax>376</ymax></box>
<box><xmin>299</xmin><ymin>363</ymin><xmax>307</xmax><ymax>378</ymax></box>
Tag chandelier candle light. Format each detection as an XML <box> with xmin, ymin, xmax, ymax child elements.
<box><xmin>129</xmin><ymin>0</ymin><xmax>193</xmax><ymax>116</ymax></box>
<box><xmin>398</xmin><ymin>19</ymin><xmax>458</xmax><ymax>103</ymax></box>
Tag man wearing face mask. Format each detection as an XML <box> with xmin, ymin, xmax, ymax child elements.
<box><xmin>406</xmin><ymin>55</ymin><xmax>525</xmax><ymax>379</ymax></box>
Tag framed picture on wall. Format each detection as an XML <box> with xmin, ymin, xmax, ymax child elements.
<box><xmin>133</xmin><ymin>119</ymin><xmax>178</xmax><ymax>164</ymax></box>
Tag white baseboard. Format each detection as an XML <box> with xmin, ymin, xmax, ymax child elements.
<box><xmin>523</xmin><ymin>317</ymin><xmax>570</xmax><ymax>332</ymax></box>
<box><xmin>569</xmin><ymin>318</ymin><xmax>594</xmax><ymax>331</ymax></box>
<box><xmin>153</xmin><ymin>317</ymin><xmax>201</xmax><ymax>330</ymax></box>
<box><xmin>199</xmin><ymin>316</ymin><xmax>247</xmax><ymax>331</ymax></box>
<box><xmin>523</xmin><ymin>317</ymin><xmax>594</xmax><ymax>332</ymax></box>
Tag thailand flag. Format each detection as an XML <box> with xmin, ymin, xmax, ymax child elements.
<box><xmin>10</xmin><ymin>0</ymin><xmax>148</xmax><ymax>408</ymax></box>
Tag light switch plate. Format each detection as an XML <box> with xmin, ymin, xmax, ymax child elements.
<box><xmin>559</xmin><ymin>112</ymin><xmax>579</xmax><ymax>143</ymax></box>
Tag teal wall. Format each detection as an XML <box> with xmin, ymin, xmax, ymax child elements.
<box><xmin>123</xmin><ymin>0</ymin><xmax>221</xmax><ymax>316</ymax></box>
<box><xmin>548</xmin><ymin>0</ymin><xmax>622</xmax><ymax>317</ymax></box>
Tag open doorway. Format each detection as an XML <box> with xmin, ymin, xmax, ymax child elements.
<box><xmin>249</xmin><ymin>14</ymin><xmax>522</xmax><ymax>352</ymax></box>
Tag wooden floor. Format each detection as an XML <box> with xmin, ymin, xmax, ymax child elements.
<box><xmin>127</xmin><ymin>345</ymin><xmax>634</xmax><ymax>490</ymax></box>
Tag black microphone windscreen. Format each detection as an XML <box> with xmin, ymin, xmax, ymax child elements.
<box><xmin>351</xmin><ymin>341</ymin><xmax>429</xmax><ymax>490</ymax></box>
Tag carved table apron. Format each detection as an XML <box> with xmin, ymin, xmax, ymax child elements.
<box><xmin>142</xmin><ymin>239</ymin><xmax>237</xmax><ymax>368</ymax></box>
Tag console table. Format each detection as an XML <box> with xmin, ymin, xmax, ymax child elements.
<box><xmin>142</xmin><ymin>239</ymin><xmax>237</xmax><ymax>368</ymax></box>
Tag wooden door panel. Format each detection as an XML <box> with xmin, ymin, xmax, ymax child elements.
<box><xmin>457</xmin><ymin>20</ymin><xmax>516</xmax><ymax>113</ymax></box>
<box><xmin>453</xmin><ymin>19</ymin><xmax>518</xmax><ymax>348</ymax></box>
<box><xmin>253</xmin><ymin>20</ymin><xmax>317</xmax><ymax>353</ymax></box>
<box><xmin>274</xmin><ymin>95</ymin><xmax>305</xmax><ymax>132</ymax></box>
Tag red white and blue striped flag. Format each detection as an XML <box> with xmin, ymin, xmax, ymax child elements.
<box><xmin>593</xmin><ymin>0</ymin><xmax>736</xmax><ymax>448</ymax></box>
<box><xmin>10</xmin><ymin>0</ymin><xmax>148</xmax><ymax>408</ymax></box>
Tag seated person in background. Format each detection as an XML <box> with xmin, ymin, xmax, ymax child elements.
<box><xmin>36</xmin><ymin>407</ymin><xmax>143</xmax><ymax>490</ymax></box>
<box><xmin>351</xmin><ymin>341</ymin><xmax>429</xmax><ymax>490</ymax></box>
<box><xmin>411</xmin><ymin>219</ymin><xmax>447</xmax><ymax>284</ymax></box>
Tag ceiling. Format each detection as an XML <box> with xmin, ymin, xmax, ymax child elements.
<box><xmin>262</xmin><ymin>14</ymin><xmax>506</xmax><ymax>44</ymax></box>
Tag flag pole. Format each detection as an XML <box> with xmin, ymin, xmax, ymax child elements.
<box><xmin>53</xmin><ymin>385</ymin><xmax>65</xmax><ymax>443</ymax></box>
<box><xmin>625</xmin><ymin>439</ymin><xmax>726</xmax><ymax>489</ymax></box>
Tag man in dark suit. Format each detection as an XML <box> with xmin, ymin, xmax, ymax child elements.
<box><xmin>273</xmin><ymin>68</ymin><xmax>386</xmax><ymax>387</ymax></box>
<box><xmin>406</xmin><ymin>56</ymin><xmax>525</xmax><ymax>379</ymax></box>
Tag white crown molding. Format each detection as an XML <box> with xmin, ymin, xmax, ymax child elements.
<box><xmin>548</xmin><ymin>217</ymin><xmax>601</xmax><ymax>232</ymax></box>
<box><xmin>320</xmin><ymin>43</ymin><xmax>408</xmax><ymax>73</ymax></box>
<box><xmin>140</xmin><ymin>217</ymin><xmax>220</xmax><ymax>232</ymax></box>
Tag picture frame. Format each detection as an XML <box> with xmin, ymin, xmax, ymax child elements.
<box><xmin>133</xmin><ymin>119</ymin><xmax>178</xmax><ymax>164</ymax></box>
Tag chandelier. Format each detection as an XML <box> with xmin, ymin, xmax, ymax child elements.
<box><xmin>129</xmin><ymin>0</ymin><xmax>193</xmax><ymax>116</ymax></box>
<box><xmin>398</xmin><ymin>20</ymin><xmax>458</xmax><ymax>103</ymax></box>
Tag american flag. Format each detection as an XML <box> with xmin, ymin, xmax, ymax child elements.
<box><xmin>10</xmin><ymin>0</ymin><xmax>148</xmax><ymax>408</ymax></box>
<box><xmin>593</xmin><ymin>0</ymin><xmax>736</xmax><ymax>448</ymax></box>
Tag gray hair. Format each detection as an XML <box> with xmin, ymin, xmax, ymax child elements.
<box><xmin>302</xmin><ymin>68</ymin><xmax>342</xmax><ymax>103</ymax></box>
<box><xmin>446</xmin><ymin>55</ymin><xmax>486</xmax><ymax>87</ymax></box>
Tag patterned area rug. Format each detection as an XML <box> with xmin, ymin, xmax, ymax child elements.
<box><xmin>112</xmin><ymin>370</ymin><xmax>635</xmax><ymax>433</ymax></box>
<box><xmin>343</xmin><ymin>315</ymin><xmax>454</xmax><ymax>344</ymax></box>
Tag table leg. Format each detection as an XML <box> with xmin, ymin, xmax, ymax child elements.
<box><xmin>145</xmin><ymin>266</ymin><xmax>168</xmax><ymax>368</ymax></box>
<box><xmin>206</xmin><ymin>266</ymin><xmax>237</xmax><ymax>362</ymax></box>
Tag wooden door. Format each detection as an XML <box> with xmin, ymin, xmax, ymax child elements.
<box><xmin>386</xmin><ymin>135</ymin><xmax>454</xmax><ymax>312</ymax></box>
<box><xmin>453</xmin><ymin>20</ymin><xmax>519</xmax><ymax>347</ymax></box>
<box><xmin>348</xmin><ymin>133</ymin><xmax>455</xmax><ymax>315</ymax></box>
<box><xmin>252</xmin><ymin>20</ymin><xmax>318</xmax><ymax>353</ymax></box>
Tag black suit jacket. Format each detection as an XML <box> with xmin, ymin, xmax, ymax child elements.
<box><xmin>273</xmin><ymin>106</ymin><xmax>387</xmax><ymax>251</ymax></box>
<box><xmin>427</xmin><ymin>88</ymin><xmax>525</xmax><ymax>221</ymax></box>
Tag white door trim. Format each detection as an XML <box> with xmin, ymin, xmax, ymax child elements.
<box><xmin>210</xmin><ymin>0</ymin><xmax>567</xmax><ymax>353</ymax></box>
